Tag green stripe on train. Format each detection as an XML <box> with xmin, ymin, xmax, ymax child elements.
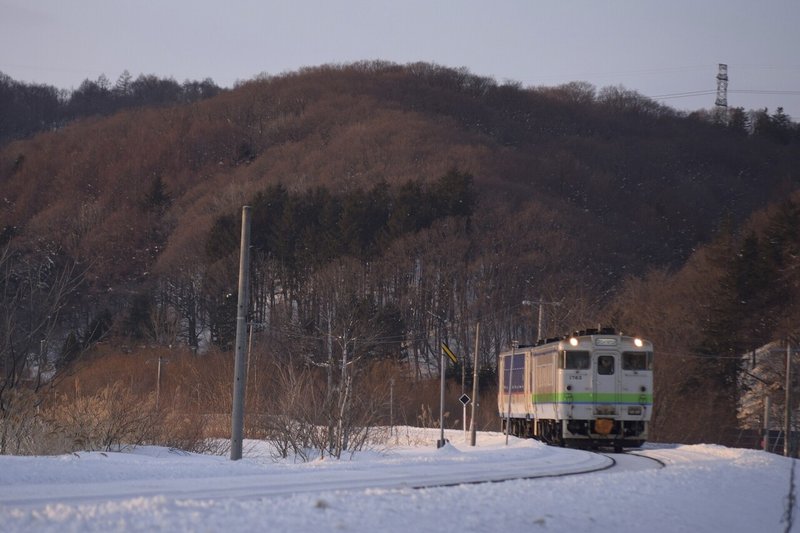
<box><xmin>531</xmin><ymin>392</ymin><xmax>653</xmax><ymax>404</ymax></box>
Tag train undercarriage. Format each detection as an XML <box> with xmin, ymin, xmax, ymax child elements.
<box><xmin>503</xmin><ymin>417</ymin><xmax>647</xmax><ymax>453</ymax></box>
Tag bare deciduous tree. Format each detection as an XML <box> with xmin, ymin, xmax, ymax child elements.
<box><xmin>0</xmin><ymin>244</ymin><xmax>84</xmax><ymax>453</ymax></box>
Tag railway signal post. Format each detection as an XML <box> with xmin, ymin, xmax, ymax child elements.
<box><xmin>459</xmin><ymin>394</ymin><xmax>471</xmax><ymax>442</ymax></box>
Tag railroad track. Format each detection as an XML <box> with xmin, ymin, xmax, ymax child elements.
<box><xmin>622</xmin><ymin>450</ymin><xmax>668</xmax><ymax>467</ymax></box>
<box><xmin>590</xmin><ymin>449</ymin><xmax>667</xmax><ymax>473</ymax></box>
<box><xmin>413</xmin><ymin>448</ymin><xmax>665</xmax><ymax>491</ymax></box>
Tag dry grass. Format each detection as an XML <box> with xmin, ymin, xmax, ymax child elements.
<box><xmin>1</xmin><ymin>344</ymin><xmax>495</xmax><ymax>457</ymax></box>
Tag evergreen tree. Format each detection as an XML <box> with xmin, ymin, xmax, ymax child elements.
<box><xmin>769</xmin><ymin>107</ymin><xmax>792</xmax><ymax>144</ymax></box>
<box><xmin>113</xmin><ymin>70</ymin><xmax>133</xmax><ymax>98</ymax></box>
<box><xmin>142</xmin><ymin>175</ymin><xmax>172</xmax><ymax>214</ymax></box>
<box><xmin>433</xmin><ymin>168</ymin><xmax>476</xmax><ymax>219</ymax></box>
<box><xmin>205</xmin><ymin>213</ymin><xmax>238</xmax><ymax>260</ymax></box>
<box><xmin>385</xmin><ymin>180</ymin><xmax>431</xmax><ymax>239</ymax></box>
<box><xmin>727</xmin><ymin>107</ymin><xmax>750</xmax><ymax>135</ymax></box>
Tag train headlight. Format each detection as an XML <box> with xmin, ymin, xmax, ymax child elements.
<box><xmin>569</xmin><ymin>337</ymin><xmax>578</xmax><ymax>347</ymax></box>
<box><xmin>634</xmin><ymin>338</ymin><xmax>643</xmax><ymax>347</ymax></box>
<box><xmin>628</xmin><ymin>406</ymin><xmax>643</xmax><ymax>415</ymax></box>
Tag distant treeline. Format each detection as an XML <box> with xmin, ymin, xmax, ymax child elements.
<box><xmin>3</xmin><ymin>68</ymin><xmax>799</xmax><ymax>150</ymax></box>
<box><xmin>0</xmin><ymin>71</ymin><xmax>222</xmax><ymax>145</ymax></box>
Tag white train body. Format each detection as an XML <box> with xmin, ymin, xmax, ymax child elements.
<box><xmin>497</xmin><ymin>329</ymin><xmax>653</xmax><ymax>450</ymax></box>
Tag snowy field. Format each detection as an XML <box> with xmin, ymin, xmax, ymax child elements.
<box><xmin>0</xmin><ymin>428</ymin><xmax>796</xmax><ymax>532</ymax></box>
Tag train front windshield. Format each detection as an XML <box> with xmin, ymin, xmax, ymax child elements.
<box><xmin>622</xmin><ymin>351</ymin><xmax>653</xmax><ymax>370</ymax></box>
<box><xmin>597</xmin><ymin>355</ymin><xmax>615</xmax><ymax>375</ymax></box>
<box><xmin>560</xmin><ymin>350</ymin><xmax>590</xmax><ymax>369</ymax></box>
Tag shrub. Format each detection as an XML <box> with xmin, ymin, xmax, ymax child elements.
<box><xmin>43</xmin><ymin>382</ymin><xmax>160</xmax><ymax>452</ymax></box>
<box><xmin>0</xmin><ymin>389</ymin><xmax>49</xmax><ymax>455</ymax></box>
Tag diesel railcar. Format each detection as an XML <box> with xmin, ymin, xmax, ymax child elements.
<box><xmin>497</xmin><ymin>327</ymin><xmax>653</xmax><ymax>452</ymax></box>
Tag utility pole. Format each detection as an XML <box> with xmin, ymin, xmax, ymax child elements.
<box><xmin>438</xmin><ymin>345</ymin><xmax>446</xmax><ymax>448</ymax></box>
<box><xmin>462</xmin><ymin>349</ymin><xmax>467</xmax><ymax>437</ymax></box>
<box><xmin>764</xmin><ymin>396</ymin><xmax>771</xmax><ymax>452</ymax></box>
<box><xmin>230</xmin><ymin>206</ymin><xmax>252</xmax><ymax>461</ymax></box>
<box><xmin>156</xmin><ymin>355</ymin><xmax>163</xmax><ymax>410</ymax></box>
<box><xmin>390</xmin><ymin>378</ymin><xmax>395</xmax><ymax>443</ymax></box>
<box><xmin>469</xmin><ymin>322</ymin><xmax>480</xmax><ymax>446</ymax></box>
<box><xmin>428</xmin><ymin>311</ymin><xmax>449</xmax><ymax>449</ymax></box>
<box><xmin>786</xmin><ymin>341</ymin><xmax>793</xmax><ymax>458</ymax></box>
<box><xmin>505</xmin><ymin>340</ymin><xmax>518</xmax><ymax>446</ymax></box>
<box><xmin>522</xmin><ymin>299</ymin><xmax>561</xmax><ymax>342</ymax></box>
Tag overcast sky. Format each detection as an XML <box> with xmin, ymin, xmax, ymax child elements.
<box><xmin>1</xmin><ymin>0</ymin><xmax>799</xmax><ymax>119</ymax></box>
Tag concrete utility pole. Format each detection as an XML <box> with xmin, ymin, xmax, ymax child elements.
<box><xmin>469</xmin><ymin>322</ymin><xmax>480</xmax><ymax>446</ymax></box>
<box><xmin>786</xmin><ymin>341</ymin><xmax>793</xmax><ymax>458</ymax></box>
<box><xmin>230</xmin><ymin>206</ymin><xmax>252</xmax><ymax>461</ymax></box>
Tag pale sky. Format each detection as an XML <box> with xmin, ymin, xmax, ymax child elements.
<box><xmin>1</xmin><ymin>0</ymin><xmax>799</xmax><ymax>119</ymax></box>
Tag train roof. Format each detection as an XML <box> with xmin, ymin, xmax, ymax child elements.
<box><xmin>500</xmin><ymin>327</ymin><xmax>652</xmax><ymax>354</ymax></box>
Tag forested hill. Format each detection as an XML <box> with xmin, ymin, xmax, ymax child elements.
<box><xmin>0</xmin><ymin>61</ymin><xmax>798</xmax><ymax>358</ymax></box>
<box><xmin>0</xmin><ymin>71</ymin><xmax>222</xmax><ymax>145</ymax></box>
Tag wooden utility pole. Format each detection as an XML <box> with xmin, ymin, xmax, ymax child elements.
<box><xmin>764</xmin><ymin>396</ymin><xmax>771</xmax><ymax>452</ymax></box>
<box><xmin>156</xmin><ymin>356</ymin><xmax>163</xmax><ymax>410</ymax></box>
<box><xmin>438</xmin><ymin>346</ymin><xmax>446</xmax><ymax>448</ymax></box>
<box><xmin>462</xmin><ymin>348</ymin><xmax>467</xmax><ymax>437</ymax></box>
<box><xmin>522</xmin><ymin>299</ymin><xmax>560</xmax><ymax>342</ymax></box>
<box><xmin>230</xmin><ymin>206</ymin><xmax>252</xmax><ymax>461</ymax></box>
<box><xmin>505</xmin><ymin>340</ymin><xmax>518</xmax><ymax>445</ymax></box>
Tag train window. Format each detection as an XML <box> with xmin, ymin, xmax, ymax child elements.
<box><xmin>560</xmin><ymin>350</ymin><xmax>590</xmax><ymax>370</ymax></box>
<box><xmin>622</xmin><ymin>351</ymin><xmax>653</xmax><ymax>371</ymax></box>
<box><xmin>503</xmin><ymin>354</ymin><xmax>526</xmax><ymax>393</ymax></box>
<box><xmin>597</xmin><ymin>355</ymin><xmax>615</xmax><ymax>375</ymax></box>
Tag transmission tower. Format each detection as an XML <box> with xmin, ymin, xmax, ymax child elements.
<box><xmin>715</xmin><ymin>63</ymin><xmax>728</xmax><ymax>108</ymax></box>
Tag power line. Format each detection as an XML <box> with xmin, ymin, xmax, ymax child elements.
<box><xmin>730</xmin><ymin>89</ymin><xmax>800</xmax><ymax>95</ymax></box>
<box><xmin>656</xmin><ymin>349</ymin><xmax>772</xmax><ymax>360</ymax></box>
<box><xmin>649</xmin><ymin>90</ymin><xmax>717</xmax><ymax>99</ymax></box>
<box><xmin>650</xmin><ymin>89</ymin><xmax>800</xmax><ymax>100</ymax></box>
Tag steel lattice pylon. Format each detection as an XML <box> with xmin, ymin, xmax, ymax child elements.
<box><xmin>715</xmin><ymin>63</ymin><xmax>728</xmax><ymax>108</ymax></box>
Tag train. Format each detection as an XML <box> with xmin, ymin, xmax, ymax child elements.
<box><xmin>497</xmin><ymin>327</ymin><xmax>653</xmax><ymax>452</ymax></box>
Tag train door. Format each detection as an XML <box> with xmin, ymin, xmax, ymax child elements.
<box><xmin>593</xmin><ymin>353</ymin><xmax>618</xmax><ymax>410</ymax></box>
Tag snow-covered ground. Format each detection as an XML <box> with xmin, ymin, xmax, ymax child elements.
<box><xmin>0</xmin><ymin>428</ymin><xmax>796</xmax><ymax>532</ymax></box>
